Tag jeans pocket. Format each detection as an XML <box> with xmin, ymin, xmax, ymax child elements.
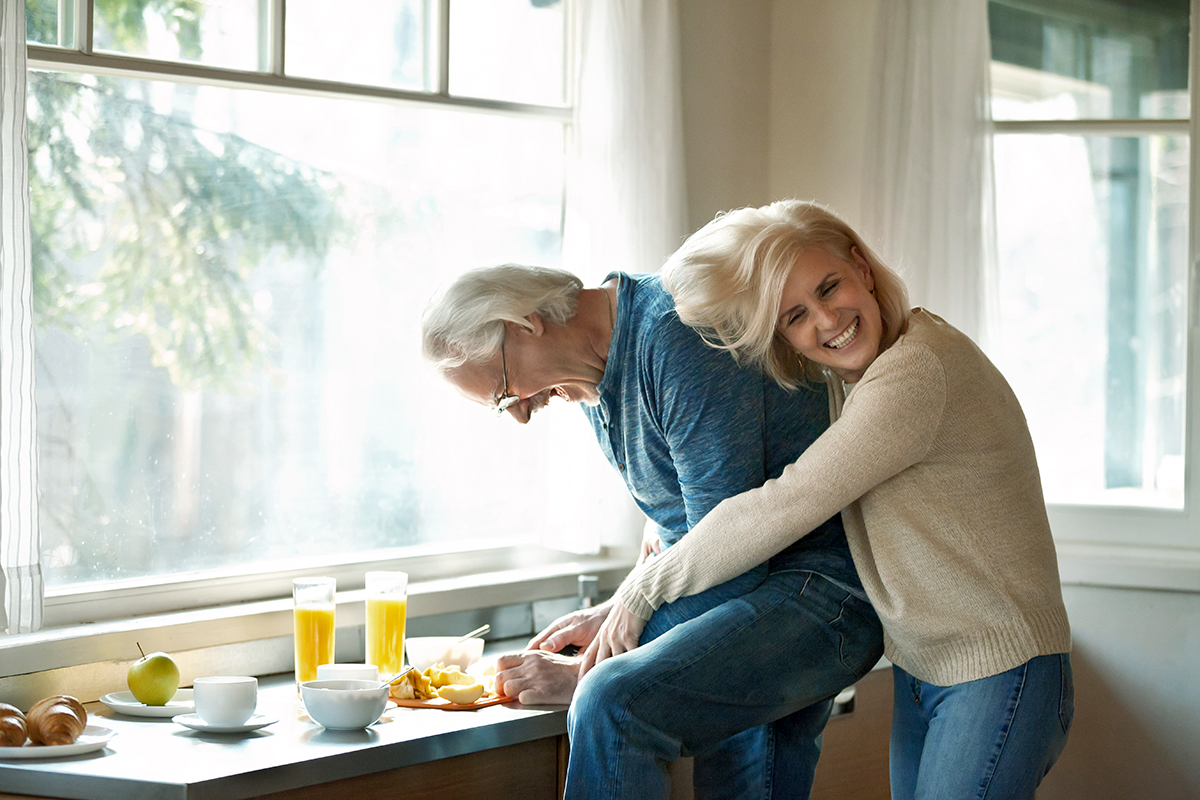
<box><xmin>1058</xmin><ymin>653</ymin><xmax>1075</xmax><ymax>734</ymax></box>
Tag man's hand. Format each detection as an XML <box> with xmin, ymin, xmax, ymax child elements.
<box><xmin>579</xmin><ymin>600</ymin><xmax>646</xmax><ymax>677</ymax></box>
<box><xmin>528</xmin><ymin>600</ymin><xmax>614</xmax><ymax>653</ymax></box>
<box><xmin>637</xmin><ymin>524</ymin><xmax>663</xmax><ymax>566</ymax></box>
<box><xmin>494</xmin><ymin>650</ymin><xmax>581</xmax><ymax>705</ymax></box>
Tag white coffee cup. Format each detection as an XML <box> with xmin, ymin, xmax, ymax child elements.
<box><xmin>316</xmin><ymin>663</ymin><xmax>378</xmax><ymax>682</ymax></box>
<box><xmin>193</xmin><ymin>676</ymin><xmax>258</xmax><ymax>727</ymax></box>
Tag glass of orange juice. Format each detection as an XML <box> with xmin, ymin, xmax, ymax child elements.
<box><xmin>293</xmin><ymin>577</ymin><xmax>336</xmax><ymax>692</ymax></box>
<box><xmin>365</xmin><ymin>571</ymin><xmax>408</xmax><ymax>677</ymax></box>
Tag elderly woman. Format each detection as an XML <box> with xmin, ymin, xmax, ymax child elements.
<box><xmin>584</xmin><ymin>200</ymin><xmax>1073</xmax><ymax>800</ymax></box>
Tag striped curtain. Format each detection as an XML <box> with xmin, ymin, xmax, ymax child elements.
<box><xmin>0</xmin><ymin>0</ymin><xmax>42</xmax><ymax>635</ymax></box>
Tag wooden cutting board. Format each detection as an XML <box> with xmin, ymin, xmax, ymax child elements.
<box><xmin>389</xmin><ymin>695</ymin><xmax>514</xmax><ymax>711</ymax></box>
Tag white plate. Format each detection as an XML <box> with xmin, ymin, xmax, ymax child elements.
<box><xmin>100</xmin><ymin>689</ymin><xmax>195</xmax><ymax>717</ymax></box>
<box><xmin>0</xmin><ymin>725</ymin><xmax>116</xmax><ymax>759</ymax></box>
<box><xmin>171</xmin><ymin>713</ymin><xmax>278</xmax><ymax>734</ymax></box>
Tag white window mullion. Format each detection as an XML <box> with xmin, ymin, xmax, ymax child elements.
<box><xmin>75</xmin><ymin>0</ymin><xmax>92</xmax><ymax>55</ymax></box>
<box><xmin>1186</xmin><ymin>0</ymin><xmax>1200</xmax><ymax>534</ymax></box>
<box><xmin>437</xmin><ymin>0</ymin><xmax>451</xmax><ymax>96</ymax></box>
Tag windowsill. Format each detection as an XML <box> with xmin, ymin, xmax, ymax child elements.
<box><xmin>0</xmin><ymin>554</ymin><xmax>634</xmax><ymax>708</ymax></box>
<box><xmin>1055</xmin><ymin>540</ymin><xmax>1200</xmax><ymax>593</ymax></box>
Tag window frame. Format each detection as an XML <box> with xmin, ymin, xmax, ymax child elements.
<box><xmin>9</xmin><ymin>0</ymin><xmax>639</xmax><ymax>643</ymax></box>
<box><xmin>987</xmin><ymin>0</ymin><xmax>1200</xmax><ymax>588</ymax></box>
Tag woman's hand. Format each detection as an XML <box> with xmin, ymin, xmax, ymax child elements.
<box><xmin>527</xmin><ymin>600</ymin><xmax>614</xmax><ymax>653</ymax></box>
<box><xmin>579</xmin><ymin>600</ymin><xmax>646</xmax><ymax>677</ymax></box>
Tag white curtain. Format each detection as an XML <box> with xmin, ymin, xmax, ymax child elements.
<box><xmin>0</xmin><ymin>0</ymin><xmax>42</xmax><ymax>635</ymax></box>
<box><xmin>562</xmin><ymin>0</ymin><xmax>688</xmax><ymax>284</ymax></box>
<box><xmin>861</xmin><ymin>0</ymin><xmax>996</xmax><ymax>343</ymax></box>
<box><xmin>546</xmin><ymin>0</ymin><xmax>688</xmax><ymax>553</ymax></box>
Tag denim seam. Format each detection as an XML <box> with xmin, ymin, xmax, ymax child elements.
<box><xmin>762</xmin><ymin>716</ymin><xmax>776</xmax><ymax>800</ymax></box>
<box><xmin>1057</xmin><ymin>653</ymin><xmax>1071</xmax><ymax>733</ymax></box>
<box><xmin>830</xmin><ymin>592</ymin><xmax>863</xmax><ymax>680</ymax></box>
<box><xmin>977</xmin><ymin>661</ymin><xmax>1028</xmax><ymax>800</ymax></box>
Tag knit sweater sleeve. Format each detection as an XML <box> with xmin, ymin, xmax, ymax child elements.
<box><xmin>617</xmin><ymin>341</ymin><xmax>948</xmax><ymax>620</ymax></box>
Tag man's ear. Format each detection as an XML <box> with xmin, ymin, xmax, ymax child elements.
<box><xmin>504</xmin><ymin>313</ymin><xmax>544</xmax><ymax>338</ymax></box>
<box><xmin>522</xmin><ymin>313</ymin><xmax>545</xmax><ymax>336</ymax></box>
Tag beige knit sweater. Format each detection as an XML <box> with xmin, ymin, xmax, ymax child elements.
<box><xmin>618</xmin><ymin>309</ymin><xmax>1071</xmax><ymax>686</ymax></box>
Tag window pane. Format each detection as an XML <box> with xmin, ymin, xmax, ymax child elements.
<box><xmin>989</xmin><ymin>0</ymin><xmax>1189</xmax><ymax>120</ymax></box>
<box><xmin>29</xmin><ymin>70</ymin><xmax>567</xmax><ymax>587</ymax></box>
<box><xmin>93</xmin><ymin>0</ymin><xmax>260</xmax><ymax>71</ymax></box>
<box><xmin>26</xmin><ymin>0</ymin><xmax>72</xmax><ymax>47</ymax></box>
<box><xmin>287</xmin><ymin>0</ymin><xmax>430</xmax><ymax>90</ymax></box>
<box><xmin>450</xmin><ymin>0</ymin><xmax>565</xmax><ymax>105</ymax></box>
<box><xmin>990</xmin><ymin>134</ymin><xmax>1187</xmax><ymax>508</ymax></box>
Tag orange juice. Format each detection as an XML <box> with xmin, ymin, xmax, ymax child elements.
<box><xmin>293</xmin><ymin>605</ymin><xmax>335</xmax><ymax>685</ymax></box>
<box><xmin>365</xmin><ymin>595</ymin><xmax>407</xmax><ymax>675</ymax></box>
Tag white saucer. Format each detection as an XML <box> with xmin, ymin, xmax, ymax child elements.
<box><xmin>171</xmin><ymin>713</ymin><xmax>277</xmax><ymax>734</ymax></box>
<box><xmin>100</xmin><ymin>689</ymin><xmax>195</xmax><ymax>717</ymax></box>
<box><xmin>0</xmin><ymin>725</ymin><xmax>116</xmax><ymax>759</ymax></box>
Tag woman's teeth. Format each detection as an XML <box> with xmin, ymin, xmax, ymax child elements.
<box><xmin>825</xmin><ymin>318</ymin><xmax>859</xmax><ymax>349</ymax></box>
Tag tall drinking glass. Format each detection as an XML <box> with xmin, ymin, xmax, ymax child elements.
<box><xmin>365</xmin><ymin>571</ymin><xmax>408</xmax><ymax>676</ymax></box>
<box><xmin>293</xmin><ymin>577</ymin><xmax>336</xmax><ymax>691</ymax></box>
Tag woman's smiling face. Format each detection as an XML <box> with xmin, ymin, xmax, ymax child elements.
<box><xmin>776</xmin><ymin>246</ymin><xmax>882</xmax><ymax>384</ymax></box>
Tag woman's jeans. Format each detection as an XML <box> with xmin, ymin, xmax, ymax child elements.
<box><xmin>890</xmin><ymin>653</ymin><xmax>1074</xmax><ymax>800</ymax></box>
<box><xmin>565</xmin><ymin>566</ymin><xmax>884</xmax><ymax>800</ymax></box>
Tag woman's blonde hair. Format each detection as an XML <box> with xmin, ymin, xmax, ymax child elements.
<box><xmin>662</xmin><ymin>199</ymin><xmax>910</xmax><ymax>389</ymax></box>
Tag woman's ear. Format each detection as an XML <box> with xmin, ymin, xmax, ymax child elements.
<box><xmin>850</xmin><ymin>246</ymin><xmax>874</xmax><ymax>292</ymax></box>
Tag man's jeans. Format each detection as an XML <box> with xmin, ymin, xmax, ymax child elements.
<box><xmin>890</xmin><ymin>653</ymin><xmax>1074</xmax><ymax>800</ymax></box>
<box><xmin>565</xmin><ymin>566</ymin><xmax>884</xmax><ymax>800</ymax></box>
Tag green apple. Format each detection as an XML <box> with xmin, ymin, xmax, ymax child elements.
<box><xmin>127</xmin><ymin>643</ymin><xmax>180</xmax><ymax>706</ymax></box>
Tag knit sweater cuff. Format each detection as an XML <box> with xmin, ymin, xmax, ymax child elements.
<box><xmin>617</xmin><ymin>579</ymin><xmax>656</xmax><ymax>621</ymax></box>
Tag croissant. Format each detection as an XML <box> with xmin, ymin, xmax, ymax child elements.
<box><xmin>0</xmin><ymin>702</ymin><xmax>27</xmax><ymax>747</ymax></box>
<box><xmin>26</xmin><ymin>695</ymin><xmax>87</xmax><ymax>746</ymax></box>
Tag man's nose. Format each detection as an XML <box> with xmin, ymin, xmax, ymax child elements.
<box><xmin>507</xmin><ymin>401</ymin><xmax>531</xmax><ymax>425</ymax></box>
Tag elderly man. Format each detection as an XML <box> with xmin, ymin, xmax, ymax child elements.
<box><xmin>422</xmin><ymin>264</ymin><xmax>882</xmax><ymax>800</ymax></box>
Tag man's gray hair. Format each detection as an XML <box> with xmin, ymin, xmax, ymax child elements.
<box><xmin>421</xmin><ymin>263</ymin><xmax>584</xmax><ymax>371</ymax></box>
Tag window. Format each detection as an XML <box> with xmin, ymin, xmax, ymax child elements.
<box><xmin>987</xmin><ymin>1</ymin><xmax>1194</xmax><ymax>536</ymax></box>
<box><xmin>18</xmin><ymin>0</ymin><xmax>611</xmax><ymax>623</ymax></box>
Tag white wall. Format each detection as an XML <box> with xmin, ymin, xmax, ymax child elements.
<box><xmin>677</xmin><ymin>0</ymin><xmax>773</xmax><ymax>233</ymax></box>
<box><xmin>766</xmin><ymin>0</ymin><xmax>878</xmax><ymax>225</ymax></box>
<box><xmin>678</xmin><ymin>1</ymin><xmax>1200</xmax><ymax>796</ymax></box>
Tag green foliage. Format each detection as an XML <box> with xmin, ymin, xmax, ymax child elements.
<box><xmin>27</xmin><ymin>0</ymin><xmax>345</xmax><ymax>391</ymax></box>
<box><xmin>94</xmin><ymin>0</ymin><xmax>205</xmax><ymax>60</ymax></box>
<box><xmin>25</xmin><ymin>0</ymin><xmax>59</xmax><ymax>44</ymax></box>
<box><xmin>29</xmin><ymin>72</ymin><xmax>344</xmax><ymax>391</ymax></box>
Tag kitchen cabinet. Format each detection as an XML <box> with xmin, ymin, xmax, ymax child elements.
<box><xmin>811</xmin><ymin>666</ymin><xmax>892</xmax><ymax>799</ymax></box>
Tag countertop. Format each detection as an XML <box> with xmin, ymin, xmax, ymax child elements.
<box><xmin>0</xmin><ymin>674</ymin><xmax>567</xmax><ymax>800</ymax></box>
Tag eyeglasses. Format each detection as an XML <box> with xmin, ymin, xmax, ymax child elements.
<box><xmin>495</xmin><ymin>339</ymin><xmax>520</xmax><ymax>416</ymax></box>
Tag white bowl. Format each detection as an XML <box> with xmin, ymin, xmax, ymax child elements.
<box><xmin>405</xmin><ymin>636</ymin><xmax>485</xmax><ymax>673</ymax></box>
<box><xmin>300</xmin><ymin>680</ymin><xmax>389</xmax><ymax>730</ymax></box>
